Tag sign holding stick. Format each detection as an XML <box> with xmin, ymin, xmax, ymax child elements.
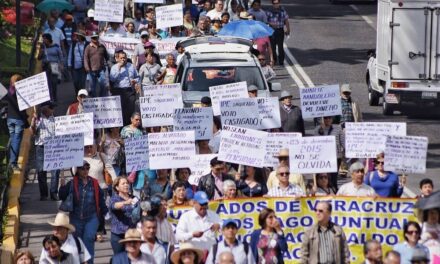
<box><xmin>300</xmin><ymin>84</ymin><xmax>342</xmax><ymax>119</ymax></box>
<box><xmin>209</xmin><ymin>81</ymin><xmax>248</xmax><ymax>116</ymax></box>
<box><xmin>125</xmin><ymin>135</ymin><xmax>149</xmax><ymax>172</ymax></box>
<box><xmin>15</xmin><ymin>72</ymin><xmax>50</xmax><ymax>110</ymax></box>
<box><xmin>384</xmin><ymin>135</ymin><xmax>428</xmax><ymax>174</ymax></box>
<box><xmin>173</xmin><ymin>107</ymin><xmax>213</xmax><ymax>140</ymax></box>
<box><xmin>44</xmin><ymin>134</ymin><xmax>84</xmax><ymax>170</ymax></box>
<box><xmin>83</xmin><ymin>96</ymin><xmax>123</xmax><ymax>128</ymax></box>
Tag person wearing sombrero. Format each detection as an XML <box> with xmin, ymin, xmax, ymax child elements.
<box><xmin>39</xmin><ymin>212</ymin><xmax>91</xmax><ymax>264</ymax></box>
<box><xmin>68</xmin><ymin>30</ymin><xmax>89</xmax><ymax>94</ymax></box>
<box><xmin>170</xmin><ymin>242</ymin><xmax>204</xmax><ymax>264</ymax></box>
<box><xmin>110</xmin><ymin>229</ymin><xmax>156</xmax><ymax>264</ymax></box>
<box><xmin>279</xmin><ymin>90</ymin><xmax>305</xmax><ymax>135</ymax></box>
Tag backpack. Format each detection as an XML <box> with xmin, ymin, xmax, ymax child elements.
<box><xmin>212</xmin><ymin>241</ymin><xmax>249</xmax><ymax>263</ymax></box>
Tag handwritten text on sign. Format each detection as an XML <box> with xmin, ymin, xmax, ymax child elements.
<box><xmin>140</xmin><ymin>96</ymin><xmax>183</xmax><ymax>127</ymax></box>
<box><xmin>257</xmin><ymin>97</ymin><xmax>281</xmax><ymax>129</ymax></box>
<box><xmin>173</xmin><ymin>107</ymin><xmax>213</xmax><ymax>140</ymax></box>
<box><xmin>189</xmin><ymin>154</ymin><xmax>217</xmax><ymax>186</ymax></box>
<box><xmin>44</xmin><ymin>134</ymin><xmax>84</xmax><ymax>170</ymax></box>
<box><xmin>220</xmin><ymin>98</ymin><xmax>259</xmax><ymax>129</ymax></box>
<box><xmin>83</xmin><ymin>96</ymin><xmax>123</xmax><ymax>129</ymax></box>
<box><xmin>55</xmin><ymin>113</ymin><xmax>94</xmax><ymax>136</ymax></box>
<box><xmin>300</xmin><ymin>84</ymin><xmax>342</xmax><ymax>119</ymax></box>
<box><xmin>345</xmin><ymin>122</ymin><xmax>407</xmax><ymax>158</ymax></box>
<box><xmin>218</xmin><ymin>125</ymin><xmax>268</xmax><ymax>168</ymax></box>
<box><xmin>142</xmin><ymin>83</ymin><xmax>182</xmax><ymax>99</ymax></box>
<box><xmin>15</xmin><ymin>72</ymin><xmax>50</xmax><ymax>110</ymax></box>
<box><xmin>210</xmin><ymin>81</ymin><xmax>248</xmax><ymax>116</ymax></box>
<box><xmin>155</xmin><ymin>4</ymin><xmax>183</xmax><ymax>29</ymax></box>
<box><xmin>148</xmin><ymin>131</ymin><xmax>196</xmax><ymax>169</ymax></box>
<box><xmin>290</xmin><ymin>136</ymin><xmax>337</xmax><ymax>174</ymax></box>
<box><xmin>384</xmin><ymin>135</ymin><xmax>428</xmax><ymax>174</ymax></box>
<box><xmin>264</xmin><ymin>133</ymin><xmax>302</xmax><ymax>167</ymax></box>
<box><xmin>125</xmin><ymin>136</ymin><xmax>149</xmax><ymax>172</ymax></box>
<box><xmin>94</xmin><ymin>0</ymin><xmax>124</xmax><ymax>22</ymax></box>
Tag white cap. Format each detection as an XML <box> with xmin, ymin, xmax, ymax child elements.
<box><xmin>78</xmin><ymin>89</ymin><xmax>88</xmax><ymax>97</ymax></box>
<box><xmin>87</xmin><ymin>9</ymin><xmax>94</xmax><ymax>18</ymax></box>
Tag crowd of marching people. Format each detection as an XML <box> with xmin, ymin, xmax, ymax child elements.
<box><xmin>4</xmin><ymin>0</ymin><xmax>440</xmax><ymax>263</ymax></box>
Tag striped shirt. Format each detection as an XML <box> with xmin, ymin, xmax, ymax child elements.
<box><xmin>267</xmin><ymin>183</ymin><xmax>305</xmax><ymax>197</ymax></box>
<box><xmin>318</xmin><ymin>225</ymin><xmax>335</xmax><ymax>264</ymax></box>
<box><xmin>34</xmin><ymin>116</ymin><xmax>56</xmax><ymax>146</ymax></box>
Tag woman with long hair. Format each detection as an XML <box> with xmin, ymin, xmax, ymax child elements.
<box><xmin>235</xmin><ymin>166</ymin><xmax>268</xmax><ymax>197</ymax></box>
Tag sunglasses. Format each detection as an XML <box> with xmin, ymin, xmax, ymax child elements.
<box><xmin>315</xmin><ymin>209</ymin><xmax>325</xmax><ymax>213</ymax></box>
<box><xmin>258</xmin><ymin>58</ymin><xmax>265</xmax><ymax>61</ymax></box>
<box><xmin>278</xmin><ymin>157</ymin><xmax>288</xmax><ymax>161</ymax></box>
<box><xmin>376</xmin><ymin>161</ymin><xmax>384</xmax><ymax>165</ymax></box>
<box><xmin>406</xmin><ymin>230</ymin><xmax>419</xmax><ymax>235</ymax></box>
<box><xmin>79</xmin><ymin>166</ymin><xmax>90</xmax><ymax>170</ymax></box>
<box><xmin>279</xmin><ymin>172</ymin><xmax>290</xmax><ymax>176</ymax></box>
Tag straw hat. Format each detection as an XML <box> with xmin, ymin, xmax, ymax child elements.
<box><xmin>48</xmin><ymin>212</ymin><xmax>76</xmax><ymax>232</ymax></box>
<box><xmin>239</xmin><ymin>11</ymin><xmax>253</xmax><ymax>20</ymax></box>
<box><xmin>119</xmin><ymin>229</ymin><xmax>145</xmax><ymax>244</ymax></box>
<box><xmin>274</xmin><ymin>148</ymin><xmax>289</xmax><ymax>158</ymax></box>
<box><xmin>170</xmin><ymin>242</ymin><xmax>204</xmax><ymax>264</ymax></box>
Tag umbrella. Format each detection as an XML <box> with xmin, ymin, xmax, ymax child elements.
<box><xmin>218</xmin><ymin>20</ymin><xmax>274</xmax><ymax>40</ymax></box>
<box><xmin>414</xmin><ymin>190</ymin><xmax>440</xmax><ymax>210</ymax></box>
<box><xmin>36</xmin><ymin>0</ymin><xmax>73</xmax><ymax>13</ymax></box>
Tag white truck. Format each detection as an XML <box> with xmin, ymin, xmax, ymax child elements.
<box><xmin>366</xmin><ymin>0</ymin><xmax>440</xmax><ymax>115</ymax></box>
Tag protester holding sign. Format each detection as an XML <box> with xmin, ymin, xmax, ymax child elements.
<box><xmin>66</xmin><ymin>89</ymin><xmax>88</xmax><ymax>115</ymax></box>
<box><xmin>311</xmin><ymin>173</ymin><xmax>337</xmax><ymax>196</ymax></box>
<box><xmin>279</xmin><ymin>90</ymin><xmax>305</xmax><ymax>135</ymax></box>
<box><xmin>121</xmin><ymin>112</ymin><xmax>143</xmax><ymax>139</ymax></box>
<box><xmin>266</xmin><ymin>149</ymin><xmax>306</xmax><ymax>193</ymax></box>
<box><xmin>337</xmin><ymin>162</ymin><xmax>376</xmax><ymax>197</ymax></box>
<box><xmin>198</xmin><ymin>158</ymin><xmax>235</xmax><ymax>200</ymax></box>
<box><xmin>267</xmin><ymin>165</ymin><xmax>304</xmax><ymax>197</ymax></box>
<box><xmin>175</xmin><ymin>168</ymin><xmax>195</xmax><ymax>199</ymax></box>
<box><xmin>235</xmin><ymin>166</ymin><xmax>268</xmax><ymax>197</ymax></box>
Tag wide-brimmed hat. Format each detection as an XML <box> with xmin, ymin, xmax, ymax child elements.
<box><xmin>170</xmin><ymin>242</ymin><xmax>204</xmax><ymax>264</ymax></box>
<box><xmin>279</xmin><ymin>90</ymin><xmax>293</xmax><ymax>100</ymax></box>
<box><xmin>90</xmin><ymin>31</ymin><xmax>99</xmax><ymax>38</ymax></box>
<box><xmin>48</xmin><ymin>212</ymin><xmax>76</xmax><ymax>232</ymax></box>
<box><xmin>119</xmin><ymin>229</ymin><xmax>145</xmax><ymax>244</ymax></box>
<box><xmin>239</xmin><ymin>11</ymin><xmax>253</xmax><ymax>20</ymax></box>
<box><xmin>274</xmin><ymin>148</ymin><xmax>289</xmax><ymax>158</ymax></box>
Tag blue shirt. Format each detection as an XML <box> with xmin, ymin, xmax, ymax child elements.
<box><xmin>109</xmin><ymin>63</ymin><xmax>139</xmax><ymax>88</ymax></box>
<box><xmin>43</xmin><ymin>44</ymin><xmax>64</xmax><ymax>63</ymax></box>
<box><xmin>393</xmin><ymin>242</ymin><xmax>429</xmax><ymax>264</ymax></box>
<box><xmin>364</xmin><ymin>170</ymin><xmax>403</xmax><ymax>197</ymax></box>
<box><xmin>110</xmin><ymin>194</ymin><xmax>137</xmax><ymax>235</ymax></box>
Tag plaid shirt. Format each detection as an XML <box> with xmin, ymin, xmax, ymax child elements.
<box><xmin>34</xmin><ymin>115</ymin><xmax>56</xmax><ymax>146</ymax></box>
<box><xmin>266</xmin><ymin>7</ymin><xmax>289</xmax><ymax>29</ymax></box>
<box><xmin>340</xmin><ymin>98</ymin><xmax>354</xmax><ymax>123</ymax></box>
<box><xmin>267</xmin><ymin>183</ymin><xmax>305</xmax><ymax>197</ymax></box>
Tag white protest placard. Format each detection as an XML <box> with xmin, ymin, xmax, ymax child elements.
<box><xmin>55</xmin><ymin>113</ymin><xmax>94</xmax><ymax>136</ymax></box>
<box><xmin>134</xmin><ymin>0</ymin><xmax>164</xmax><ymax>3</ymax></box>
<box><xmin>209</xmin><ymin>81</ymin><xmax>248</xmax><ymax>116</ymax></box>
<box><xmin>189</xmin><ymin>154</ymin><xmax>217</xmax><ymax>185</ymax></box>
<box><xmin>220</xmin><ymin>98</ymin><xmax>260</xmax><ymax>129</ymax></box>
<box><xmin>15</xmin><ymin>72</ymin><xmax>50</xmax><ymax>110</ymax></box>
<box><xmin>140</xmin><ymin>95</ymin><xmax>183</xmax><ymax>127</ymax></box>
<box><xmin>44</xmin><ymin>134</ymin><xmax>84</xmax><ymax>170</ymax></box>
<box><xmin>155</xmin><ymin>4</ymin><xmax>183</xmax><ymax>29</ymax></box>
<box><xmin>94</xmin><ymin>0</ymin><xmax>124</xmax><ymax>22</ymax></box>
<box><xmin>257</xmin><ymin>97</ymin><xmax>281</xmax><ymax>129</ymax></box>
<box><xmin>173</xmin><ymin>107</ymin><xmax>213</xmax><ymax>140</ymax></box>
<box><xmin>218</xmin><ymin>125</ymin><xmax>268</xmax><ymax>167</ymax></box>
<box><xmin>83</xmin><ymin>96</ymin><xmax>123</xmax><ymax>129</ymax></box>
<box><xmin>0</xmin><ymin>82</ymin><xmax>7</xmax><ymax>100</ymax></box>
<box><xmin>125</xmin><ymin>136</ymin><xmax>149</xmax><ymax>172</ymax></box>
<box><xmin>142</xmin><ymin>84</ymin><xmax>182</xmax><ymax>101</ymax></box>
<box><xmin>148</xmin><ymin>131</ymin><xmax>196</xmax><ymax>169</ymax></box>
<box><xmin>384</xmin><ymin>135</ymin><xmax>428</xmax><ymax>174</ymax></box>
<box><xmin>264</xmin><ymin>132</ymin><xmax>302</xmax><ymax>167</ymax></box>
<box><xmin>300</xmin><ymin>84</ymin><xmax>342</xmax><ymax>119</ymax></box>
<box><xmin>289</xmin><ymin>136</ymin><xmax>338</xmax><ymax>174</ymax></box>
<box><xmin>345</xmin><ymin>122</ymin><xmax>407</xmax><ymax>158</ymax></box>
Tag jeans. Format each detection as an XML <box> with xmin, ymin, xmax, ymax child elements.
<box><xmin>111</xmin><ymin>232</ymin><xmax>125</xmax><ymax>254</ymax></box>
<box><xmin>88</xmin><ymin>70</ymin><xmax>107</xmax><ymax>97</ymax></box>
<box><xmin>35</xmin><ymin>145</ymin><xmax>60</xmax><ymax>197</ymax></box>
<box><xmin>7</xmin><ymin>118</ymin><xmax>25</xmax><ymax>165</ymax></box>
<box><xmin>71</xmin><ymin>215</ymin><xmax>100</xmax><ymax>264</ymax></box>
<box><xmin>270</xmin><ymin>28</ymin><xmax>286</xmax><ymax>65</ymax></box>
<box><xmin>72</xmin><ymin>68</ymin><xmax>87</xmax><ymax>94</ymax></box>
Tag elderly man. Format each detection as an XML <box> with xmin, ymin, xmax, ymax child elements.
<box><xmin>176</xmin><ymin>191</ymin><xmax>222</xmax><ymax>250</ymax></box>
<box><xmin>384</xmin><ymin>251</ymin><xmax>401</xmax><ymax>264</ymax></box>
<box><xmin>339</xmin><ymin>84</ymin><xmax>362</xmax><ymax>123</ymax></box>
<box><xmin>279</xmin><ymin>90</ymin><xmax>305</xmax><ymax>135</ymax></box>
<box><xmin>140</xmin><ymin>216</ymin><xmax>171</xmax><ymax>264</ymax></box>
<box><xmin>363</xmin><ymin>240</ymin><xmax>383</xmax><ymax>264</ymax></box>
<box><xmin>40</xmin><ymin>212</ymin><xmax>91</xmax><ymax>264</ymax></box>
<box><xmin>206</xmin><ymin>219</ymin><xmax>255</xmax><ymax>264</ymax></box>
<box><xmin>111</xmin><ymin>229</ymin><xmax>156</xmax><ymax>263</ymax></box>
<box><xmin>198</xmin><ymin>158</ymin><xmax>235</xmax><ymax>200</ymax></box>
<box><xmin>337</xmin><ymin>162</ymin><xmax>376</xmax><ymax>197</ymax></box>
<box><xmin>248</xmin><ymin>85</ymin><xmax>258</xmax><ymax>98</ymax></box>
<box><xmin>266</xmin><ymin>149</ymin><xmax>305</xmax><ymax>192</ymax></box>
<box><xmin>301</xmin><ymin>201</ymin><xmax>350</xmax><ymax>264</ymax></box>
<box><xmin>267</xmin><ymin>165</ymin><xmax>304</xmax><ymax>197</ymax></box>
<box><xmin>207</xmin><ymin>0</ymin><xmax>225</xmax><ymax>20</ymax></box>
<box><xmin>83</xmin><ymin>32</ymin><xmax>109</xmax><ymax>98</ymax></box>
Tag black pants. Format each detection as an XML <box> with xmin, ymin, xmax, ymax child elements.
<box><xmin>111</xmin><ymin>88</ymin><xmax>136</xmax><ymax>126</ymax></box>
<box><xmin>270</xmin><ymin>28</ymin><xmax>286</xmax><ymax>65</ymax></box>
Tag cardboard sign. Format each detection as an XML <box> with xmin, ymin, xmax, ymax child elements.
<box><xmin>148</xmin><ymin>131</ymin><xmax>196</xmax><ymax>169</ymax></box>
<box><xmin>44</xmin><ymin>134</ymin><xmax>84</xmax><ymax>170</ymax></box>
<box><xmin>345</xmin><ymin>122</ymin><xmax>407</xmax><ymax>158</ymax></box>
<box><xmin>188</xmin><ymin>154</ymin><xmax>217</xmax><ymax>185</ymax></box>
<box><xmin>15</xmin><ymin>72</ymin><xmax>50</xmax><ymax>110</ymax></box>
<box><xmin>300</xmin><ymin>84</ymin><xmax>342</xmax><ymax>119</ymax></box>
<box><xmin>142</xmin><ymin>83</ymin><xmax>182</xmax><ymax>101</ymax></box>
<box><xmin>140</xmin><ymin>95</ymin><xmax>183</xmax><ymax>127</ymax></box>
<box><xmin>94</xmin><ymin>0</ymin><xmax>124</xmax><ymax>22</ymax></box>
<box><xmin>155</xmin><ymin>4</ymin><xmax>184</xmax><ymax>29</ymax></box>
<box><xmin>55</xmin><ymin>113</ymin><xmax>94</xmax><ymax>136</ymax></box>
<box><xmin>257</xmin><ymin>97</ymin><xmax>281</xmax><ymax>129</ymax></box>
<box><xmin>0</xmin><ymin>82</ymin><xmax>7</xmax><ymax>100</ymax></box>
<box><xmin>83</xmin><ymin>96</ymin><xmax>123</xmax><ymax>129</ymax></box>
<box><xmin>264</xmin><ymin>132</ymin><xmax>302</xmax><ymax>167</ymax></box>
<box><xmin>384</xmin><ymin>135</ymin><xmax>428</xmax><ymax>174</ymax></box>
<box><xmin>209</xmin><ymin>81</ymin><xmax>248</xmax><ymax>116</ymax></box>
<box><xmin>220</xmin><ymin>98</ymin><xmax>260</xmax><ymax>129</ymax></box>
<box><xmin>173</xmin><ymin>107</ymin><xmax>213</xmax><ymax>140</ymax></box>
<box><xmin>290</xmin><ymin>136</ymin><xmax>338</xmax><ymax>174</ymax></box>
<box><xmin>125</xmin><ymin>135</ymin><xmax>149</xmax><ymax>172</ymax></box>
<box><xmin>218</xmin><ymin>125</ymin><xmax>268</xmax><ymax>167</ymax></box>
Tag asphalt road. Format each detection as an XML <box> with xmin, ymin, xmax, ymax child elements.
<box><xmin>265</xmin><ymin>0</ymin><xmax>440</xmax><ymax>195</ymax></box>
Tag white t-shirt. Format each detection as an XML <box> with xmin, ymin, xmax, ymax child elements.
<box><xmin>140</xmin><ymin>241</ymin><xmax>167</xmax><ymax>264</ymax></box>
<box><xmin>206</xmin><ymin>9</ymin><xmax>223</xmax><ymax>20</ymax></box>
<box><xmin>40</xmin><ymin>234</ymin><xmax>91</xmax><ymax>264</ymax></box>
<box><xmin>337</xmin><ymin>182</ymin><xmax>376</xmax><ymax>197</ymax></box>
<box><xmin>44</xmin><ymin>28</ymin><xmax>65</xmax><ymax>47</ymax></box>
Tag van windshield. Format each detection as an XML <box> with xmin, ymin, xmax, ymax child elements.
<box><xmin>183</xmin><ymin>66</ymin><xmax>266</xmax><ymax>91</ymax></box>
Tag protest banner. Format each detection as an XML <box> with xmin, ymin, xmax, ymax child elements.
<box><xmin>300</xmin><ymin>84</ymin><xmax>342</xmax><ymax>119</ymax></box>
<box><xmin>264</xmin><ymin>132</ymin><xmax>302</xmax><ymax>167</ymax></box>
<box><xmin>168</xmin><ymin>196</ymin><xmax>418</xmax><ymax>264</ymax></box>
<box><xmin>125</xmin><ymin>136</ymin><xmax>149</xmax><ymax>172</ymax></box>
<box><xmin>140</xmin><ymin>95</ymin><xmax>183</xmax><ymax>127</ymax></box>
<box><xmin>188</xmin><ymin>154</ymin><xmax>217</xmax><ymax>185</ymax></box>
<box><xmin>209</xmin><ymin>81</ymin><xmax>248</xmax><ymax>115</ymax></box>
<box><xmin>142</xmin><ymin>83</ymin><xmax>182</xmax><ymax>101</ymax></box>
<box><xmin>220</xmin><ymin>98</ymin><xmax>260</xmax><ymax>129</ymax></box>
<box><xmin>257</xmin><ymin>97</ymin><xmax>281</xmax><ymax>129</ymax></box>
<box><xmin>83</xmin><ymin>96</ymin><xmax>123</xmax><ymax>128</ymax></box>
<box><xmin>345</xmin><ymin>122</ymin><xmax>407</xmax><ymax>158</ymax></box>
<box><xmin>155</xmin><ymin>4</ymin><xmax>184</xmax><ymax>29</ymax></box>
<box><xmin>44</xmin><ymin>134</ymin><xmax>84</xmax><ymax>170</ymax></box>
<box><xmin>15</xmin><ymin>72</ymin><xmax>50</xmax><ymax>110</ymax></box>
<box><xmin>94</xmin><ymin>0</ymin><xmax>124</xmax><ymax>22</ymax></box>
<box><xmin>384</xmin><ymin>135</ymin><xmax>428</xmax><ymax>174</ymax></box>
<box><xmin>173</xmin><ymin>107</ymin><xmax>213</xmax><ymax>140</ymax></box>
<box><xmin>290</xmin><ymin>136</ymin><xmax>337</xmax><ymax>174</ymax></box>
<box><xmin>218</xmin><ymin>125</ymin><xmax>268</xmax><ymax>167</ymax></box>
<box><xmin>134</xmin><ymin>0</ymin><xmax>164</xmax><ymax>3</ymax></box>
<box><xmin>0</xmin><ymin>82</ymin><xmax>7</xmax><ymax>100</ymax></box>
<box><xmin>149</xmin><ymin>131</ymin><xmax>196</xmax><ymax>169</ymax></box>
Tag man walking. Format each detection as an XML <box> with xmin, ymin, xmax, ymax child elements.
<box><xmin>68</xmin><ymin>30</ymin><xmax>88</xmax><ymax>94</ymax></box>
<box><xmin>84</xmin><ymin>32</ymin><xmax>109</xmax><ymax>97</ymax></box>
<box><xmin>339</xmin><ymin>84</ymin><xmax>362</xmax><ymax>123</ymax></box>
<box><xmin>266</xmin><ymin>0</ymin><xmax>290</xmax><ymax>65</ymax></box>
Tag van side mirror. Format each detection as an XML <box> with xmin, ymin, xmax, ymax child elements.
<box><xmin>269</xmin><ymin>82</ymin><xmax>282</xmax><ymax>92</ymax></box>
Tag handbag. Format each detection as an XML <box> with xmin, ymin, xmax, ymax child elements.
<box><xmin>99</xmin><ymin>153</ymin><xmax>113</xmax><ymax>185</ymax></box>
<box><xmin>59</xmin><ymin>182</ymin><xmax>74</xmax><ymax>212</ymax></box>
<box><xmin>49</xmin><ymin>62</ymin><xmax>61</xmax><ymax>76</ymax></box>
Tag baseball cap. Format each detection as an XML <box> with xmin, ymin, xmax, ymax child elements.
<box><xmin>140</xmin><ymin>31</ymin><xmax>149</xmax><ymax>38</ymax></box>
<box><xmin>77</xmin><ymin>89</ymin><xmax>88</xmax><ymax>97</ymax></box>
<box><xmin>223</xmin><ymin>219</ymin><xmax>238</xmax><ymax>229</ymax></box>
<box><xmin>248</xmin><ymin>85</ymin><xmax>258</xmax><ymax>92</ymax></box>
<box><xmin>341</xmin><ymin>84</ymin><xmax>351</xmax><ymax>93</ymax></box>
<box><xmin>194</xmin><ymin>191</ymin><xmax>209</xmax><ymax>205</ymax></box>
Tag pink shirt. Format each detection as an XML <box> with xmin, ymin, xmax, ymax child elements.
<box><xmin>254</xmin><ymin>37</ymin><xmax>271</xmax><ymax>57</ymax></box>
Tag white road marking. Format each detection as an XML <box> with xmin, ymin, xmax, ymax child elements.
<box><xmin>283</xmin><ymin>43</ymin><xmax>315</xmax><ymax>87</ymax></box>
<box><xmin>284</xmin><ymin>63</ymin><xmax>305</xmax><ymax>88</ymax></box>
<box><xmin>349</xmin><ymin>4</ymin><xmax>376</xmax><ymax>30</ymax></box>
